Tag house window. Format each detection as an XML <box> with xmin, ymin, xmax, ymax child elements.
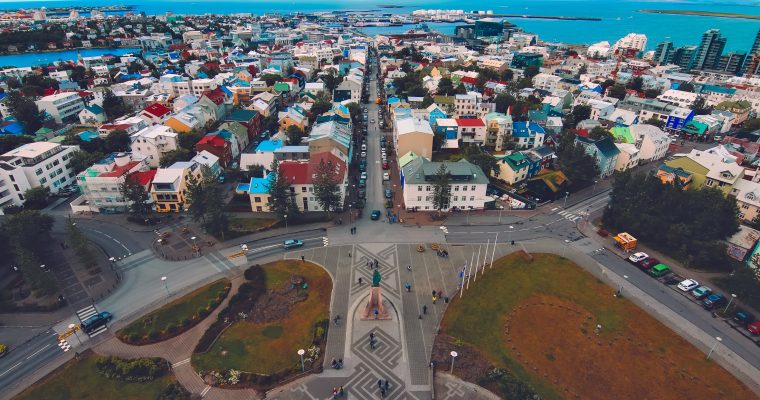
<box><xmin>454</xmin><ymin>186</ymin><xmax>459</xmax><ymax>191</ymax></box>
<box><xmin>417</xmin><ymin>196</ymin><xmax>422</xmax><ymax>201</ymax></box>
<box><xmin>254</xmin><ymin>197</ymin><xmax>261</xmax><ymax>202</ymax></box>
<box><xmin>453</xmin><ymin>196</ymin><xmax>458</xmax><ymax>202</ymax></box>
<box><xmin>418</xmin><ymin>186</ymin><xmax>422</xmax><ymax>191</ymax></box>
<box><xmin>425</xmin><ymin>186</ymin><xmax>431</xmax><ymax>191</ymax></box>
<box><xmin>35</xmin><ymin>169</ymin><xmax>42</xmax><ymax>176</ymax></box>
<box><xmin>301</xmin><ymin>187</ymin><xmax>307</xmax><ymax>192</ymax></box>
<box><xmin>470</xmin><ymin>196</ymin><xmax>475</xmax><ymax>201</ymax></box>
<box><xmin>471</xmin><ymin>185</ymin><xmax>476</xmax><ymax>191</ymax></box>
<box><xmin>463</xmin><ymin>186</ymin><xmax>468</xmax><ymax>192</ymax></box>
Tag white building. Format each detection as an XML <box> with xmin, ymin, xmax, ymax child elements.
<box><xmin>35</xmin><ymin>92</ymin><xmax>85</xmax><ymax>123</ymax></box>
<box><xmin>0</xmin><ymin>142</ymin><xmax>79</xmax><ymax>212</ymax></box>
<box><xmin>614</xmin><ymin>143</ymin><xmax>640</xmax><ymax>171</ymax></box>
<box><xmin>74</xmin><ymin>152</ymin><xmax>150</xmax><ymax>213</ymax></box>
<box><xmin>587</xmin><ymin>41</ymin><xmax>612</xmax><ymax>58</ymax></box>
<box><xmin>130</xmin><ymin>125</ymin><xmax>179</xmax><ymax>168</ymax></box>
<box><xmin>657</xmin><ymin>89</ymin><xmax>698</xmax><ymax>109</ymax></box>
<box><xmin>613</xmin><ymin>33</ymin><xmax>647</xmax><ymax>53</ymax></box>
<box><xmin>630</xmin><ymin>123</ymin><xmax>669</xmax><ymax>163</ymax></box>
<box><xmin>532</xmin><ymin>73</ymin><xmax>562</xmax><ymax>92</ymax></box>
<box><xmin>401</xmin><ymin>158</ymin><xmax>489</xmax><ymax>211</ymax></box>
<box><xmin>455</xmin><ymin>93</ymin><xmax>478</xmax><ymax>117</ymax></box>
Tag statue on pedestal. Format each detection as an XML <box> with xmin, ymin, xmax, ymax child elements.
<box><xmin>361</xmin><ymin>270</ymin><xmax>390</xmax><ymax>320</ymax></box>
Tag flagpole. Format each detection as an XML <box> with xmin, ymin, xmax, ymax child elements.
<box><xmin>459</xmin><ymin>264</ymin><xmax>466</xmax><ymax>299</ymax></box>
<box><xmin>466</xmin><ymin>251</ymin><xmax>474</xmax><ymax>291</ymax></box>
<box><xmin>489</xmin><ymin>232</ymin><xmax>499</xmax><ymax>270</ymax></box>
<box><xmin>474</xmin><ymin>241</ymin><xmax>486</xmax><ymax>281</ymax></box>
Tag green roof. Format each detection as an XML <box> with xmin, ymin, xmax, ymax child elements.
<box><xmin>501</xmin><ymin>152</ymin><xmax>529</xmax><ymax>171</ymax></box>
<box><xmin>529</xmin><ymin>170</ymin><xmax>569</xmax><ymax>193</ymax></box>
<box><xmin>398</xmin><ymin>151</ymin><xmax>420</xmax><ymax>168</ymax></box>
<box><xmin>610</xmin><ymin>127</ymin><xmax>634</xmax><ymax>144</ymax></box>
<box><xmin>682</xmin><ymin>121</ymin><xmax>708</xmax><ymax>135</ymax></box>
<box><xmin>433</xmin><ymin>95</ymin><xmax>455</xmax><ymax>105</ymax></box>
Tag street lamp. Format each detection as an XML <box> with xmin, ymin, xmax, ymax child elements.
<box><xmin>450</xmin><ymin>350</ymin><xmax>458</xmax><ymax>373</ymax></box>
<box><xmin>161</xmin><ymin>276</ymin><xmax>169</xmax><ymax>297</ymax></box>
<box><xmin>284</xmin><ymin>214</ymin><xmax>288</xmax><ymax>233</ymax></box>
<box><xmin>706</xmin><ymin>336</ymin><xmax>722</xmax><ymax>360</ymax></box>
<box><xmin>498</xmin><ymin>205</ymin><xmax>505</xmax><ymax>223</ymax></box>
<box><xmin>592</xmin><ymin>180</ymin><xmax>598</xmax><ymax>195</ymax></box>
<box><xmin>297</xmin><ymin>348</ymin><xmax>305</xmax><ymax>372</ymax></box>
<box><xmin>562</xmin><ymin>239</ymin><xmax>570</xmax><ymax>257</ymax></box>
<box><xmin>68</xmin><ymin>323</ymin><xmax>82</xmax><ymax>345</ymax></box>
<box><xmin>191</xmin><ymin>236</ymin><xmax>197</xmax><ymax>255</ymax></box>
<box><xmin>723</xmin><ymin>293</ymin><xmax>737</xmax><ymax>314</ymax></box>
<box><xmin>618</xmin><ymin>275</ymin><xmax>629</xmax><ymax>296</ymax></box>
<box><xmin>508</xmin><ymin>225</ymin><xmax>514</xmax><ymax>244</ymax></box>
<box><xmin>563</xmin><ymin>191</ymin><xmax>570</xmax><ymax>208</ymax></box>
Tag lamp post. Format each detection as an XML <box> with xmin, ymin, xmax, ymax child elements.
<box><xmin>723</xmin><ymin>293</ymin><xmax>737</xmax><ymax>314</ymax></box>
<box><xmin>562</xmin><ymin>239</ymin><xmax>570</xmax><ymax>257</ymax></box>
<box><xmin>284</xmin><ymin>214</ymin><xmax>288</xmax><ymax>233</ymax></box>
<box><xmin>297</xmin><ymin>348</ymin><xmax>305</xmax><ymax>372</ymax></box>
<box><xmin>161</xmin><ymin>276</ymin><xmax>169</xmax><ymax>297</ymax></box>
<box><xmin>706</xmin><ymin>336</ymin><xmax>722</xmax><ymax>360</ymax></box>
<box><xmin>191</xmin><ymin>236</ymin><xmax>197</xmax><ymax>255</ymax></box>
<box><xmin>563</xmin><ymin>191</ymin><xmax>570</xmax><ymax>208</ymax></box>
<box><xmin>450</xmin><ymin>351</ymin><xmax>458</xmax><ymax>373</ymax></box>
<box><xmin>592</xmin><ymin>180</ymin><xmax>598</xmax><ymax>195</ymax></box>
<box><xmin>618</xmin><ymin>275</ymin><xmax>629</xmax><ymax>296</ymax></box>
<box><xmin>498</xmin><ymin>205</ymin><xmax>505</xmax><ymax>223</ymax></box>
<box><xmin>508</xmin><ymin>225</ymin><xmax>514</xmax><ymax>244</ymax></box>
<box><xmin>68</xmin><ymin>323</ymin><xmax>82</xmax><ymax>345</ymax></box>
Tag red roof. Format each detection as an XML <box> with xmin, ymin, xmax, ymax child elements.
<box><xmin>308</xmin><ymin>152</ymin><xmax>347</xmax><ymax>183</ymax></box>
<box><xmin>456</xmin><ymin>118</ymin><xmax>485</xmax><ymax>127</ymax></box>
<box><xmin>143</xmin><ymin>103</ymin><xmax>171</xmax><ymax>118</ymax></box>
<box><xmin>127</xmin><ymin>170</ymin><xmax>157</xmax><ymax>187</ymax></box>
<box><xmin>202</xmin><ymin>88</ymin><xmax>226</xmax><ymax>105</ymax></box>
<box><xmin>197</xmin><ymin>134</ymin><xmax>226</xmax><ymax>147</ymax></box>
<box><xmin>461</xmin><ymin>77</ymin><xmax>478</xmax><ymax>85</ymax></box>
<box><xmin>100</xmin><ymin>123</ymin><xmax>131</xmax><ymax>131</ymax></box>
<box><xmin>100</xmin><ymin>161</ymin><xmax>140</xmax><ymax>178</ymax></box>
<box><xmin>279</xmin><ymin>161</ymin><xmax>310</xmax><ymax>184</ymax></box>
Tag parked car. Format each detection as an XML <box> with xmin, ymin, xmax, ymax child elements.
<box><xmin>361</xmin><ymin>144</ymin><xmax>367</xmax><ymax>151</ymax></box>
<box><xmin>371</xmin><ymin>210</ymin><xmax>381</xmax><ymax>220</ymax></box>
<box><xmin>358</xmin><ymin>189</ymin><xmax>366</xmax><ymax>199</ymax></box>
<box><xmin>383</xmin><ymin>172</ymin><xmax>390</xmax><ymax>181</ymax></box>
<box><xmin>702</xmin><ymin>294</ymin><xmax>727</xmax><ymax>310</ymax></box>
<box><xmin>81</xmin><ymin>311</ymin><xmax>113</xmax><ymax>334</ymax></box>
<box><xmin>384</xmin><ymin>188</ymin><xmax>393</xmax><ymax>199</ymax></box>
<box><xmin>382</xmin><ymin>162</ymin><xmax>389</xmax><ymax>170</ymax></box>
<box><xmin>360</xmin><ymin>172</ymin><xmax>367</xmax><ymax>180</ymax></box>
<box><xmin>282</xmin><ymin>239</ymin><xmax>304</xmax><ymax>250</ymax></box>
<box><xmin>734</xmin><ymin>310</ymin><xmax>755</xmax><ymax>327</ymax></box>
<box><xmin>628</xmin><ymin>252</ymin><xmax>649</xmax><ymax>263</ymax></box>
<box><xmin>677</xmin><ymin>279</ymin><xmax>699</xmax><ymax>292</ymax></box>
<box><xmin>691</xmin><ymin>286</ymin><xmax>711</xmax><ymax>300</ymax></box>
<box><xmin>637</xmin><ymin>257</ymin><xmax>659</xmax><ymax>271</ymax></box>
<box><xmin>648</xmin><ymin>264</ymin><xmax>671</xmax><ymax>277</ymax></box>
<box><xmin>361</xmin><ymin>151</ymin><xmax>367</xmax><ymax>158</ymax></box>
<box><xmin>748</xmin><ymin>321</ymin><xmax>760</xmax><ymax>335</ymax></box>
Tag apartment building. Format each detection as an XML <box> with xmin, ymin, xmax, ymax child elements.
<box><xmin>130</xmin><ymin>125</ymin><xmax>179</xmax><ymax>168</ymax></box>
<box><xmin>657</xmin><ymin>89</ymin><xmax>698</xmax><ymax>108</ymax></box>
<box><xmin>401</xmin><ymin>158</ymin><xmax>489</xmax><ymax>211</ymax></box>
<box><xmin>0</xmin><ymin>142</ymin><xmax>79</xmax><ymax>212</ymax></box>
<box><xmin>151</xmin><ymin>161</ymin><xmax>203</xmax><ymax>212</ymax></box>
<box><xmin>35</xmin><ymin>92</ymin><xmax>85</xmax><ymax>123</ymax></box>
<box><xmin>74</xmin><ymin>152</ymin><xmax>150</xmax><ymax>213</ymax></box>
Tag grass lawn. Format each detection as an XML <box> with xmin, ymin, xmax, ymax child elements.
<box><xmin>441</xmin><ymin>252</ymin><xmax>754</xmax><ymax>400</ymax></box>
<box><xmin>14</xmin><ymin>351</ymin><xmax>175</xmax><ymax>400</ymax></box>
<box><xmin>117</xmin><ymin>279</ymin><xmax>229</xmax><ymax>343</ymax></box>
<box><xmin>192</xmin><ymin>260</ymin><xmax>330</xmax><ymax>374</ymax></box>
<box><xmin>228</xmin><ymin>217</ymin><xmax>275</xmax><ymax>232</ymax></box>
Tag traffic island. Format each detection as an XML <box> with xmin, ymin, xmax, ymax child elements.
<box><xmin>433</xmin><ymin>252</ymin><xmax>755</xmax><ymax>400</ymax></box>
<box><xmin>191</xmin><ymin>260</ymin><xmax>331</xmax><ymax>390</ymax></box>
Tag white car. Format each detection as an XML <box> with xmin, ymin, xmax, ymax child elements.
<box><xmin>360</xmin><ymin>172</ymin><xmax>367</xmax><ymax>180</ymax></box>
<box><xmin>383</xmin><ymin>172</ymin><xmax>390</xmax><ymax>181</ymax></box>
<box><xmin>361</xmin><ymin>151</ymin><xmax>367</xmax><ymax>158</ymax></box>
<box><xmin>677</xmin><ymin>279</ymin><xmax>699</xmax><ymax>292</ymax></box>
<box><xmin>628</xmin><ymin>252</ymin><xmax>649</xmax><ymax>263</ymax></box>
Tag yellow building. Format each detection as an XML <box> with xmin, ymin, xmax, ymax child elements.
<box><xmin>150</xmin><ymin>161</ymin><xmax>202</xmax><ymax>212</ymax></box>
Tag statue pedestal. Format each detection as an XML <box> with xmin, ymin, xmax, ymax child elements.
<box><xmin>360</xmin><ymin>286</ymin><xmax>391</xmax><ymax>320</ymax></box>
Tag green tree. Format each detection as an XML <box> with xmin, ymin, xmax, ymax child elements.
<box><xmin>644</xmin><ymin>88</ymin><xmax>661</xmax><ymax>99</ymax></box>
<box><xmin>643</xmin><ymin>117</ymin><xmax>665</xmax><ymax>129</ymax></box>
<box><xmin>312</xmin><ymin>159</ymin><xmax>342</xmax><ymax>217</ymax></box>
<box><xmin>607</xmin><ymin>84</ymin><xmax>627</xmax><ymax>100</ymax></box>
<box><xmin>23</xmin><ymin>186</ymin><xmax>50</xmax><ymax>209</ymax></box>
<box><xmin>7</xmin><ymin>92</ymin><xmax>43</xmax><ymax>133</ymax></box>
<box><xmin>2</xmin><ymin>211</ymin><xmax>57</xmax><ymax>294</ymax></box>
<box><xmin>454</xmin><ymin>83</ymin><xmax>467</xmax><ymax>95</ymax></box>
<box><xmin>589</xmin><ymin>126</ymin><xmax>611</xmax><ymax>140</ymax></box>
<box><xmin>430</xmin><ymin>164</ymin><xmax>451</xmax><ymax>214</ymax></box>
<box><xmin>557</xmin><ymin>140</ymin><xmax>599</xmax><ymax>190</ymax></box>
<box><xmin>678</xmin><ymin>82</ymin><xmax>695</xmax><ymax>92</ymax></box>
<box><xmin>494</xmin><ymin>93</ymin><xmax>516</xmax><ymax>114</ymax></box>
<box><xmin>185</xmin><ymin>167</ymin><xmax>228</xmax><ymax>238</ymax></box>
<box><xmin>0</xmin><ymin>134</ymin><xmax>34</xmax><ymax>154</ymax></box>
<box><xmin>523</xmin><ymin>65</ymin><xmax>540</xmax><ymax>80</ymax></box>
<box><xmin>626</xmin><ymin>76</ymin><xmax>644</xmax><ymax>92</ymax></box>
<box><xmin>102</xmin><ymin>89</ymin><xmax>129</xmax><ymax>121</ymax></box>
<box><xmin>266</xmin><ymin>160</ymin><xmax>299</xmax><ymax>220</ymax></box>
<box><xmin>120</xmin><ymin>179</ymin><xmax>151</xmax><ymax>217</ymax></box>
<box><xmin>741</xmin><ymin>118</ymin><xmax>760</xmax><ymax>133</ymax></box>
<box><xmin>691</xmin><ymin>96</ymin><xmax>712</xmax><ymax>115</ymax></box>
<box><xmin>104</xmin><ymin>130</ymin><xmax>131</xmax><ymax>153</ymax></box>
<box><xmin>500</xmin><ymin>69</ymin><xmax>514</xmax><ymax>82</ymax></box>
<box><xmin>310</xmin><ymin>98</ymin><xmax>332</xmax><ymax>118</ymax></box>
<box><xmin>437</xmin><ymin>77</ymin><xmax>454</xmax><ymax>96</ymax></box>
<box><xmin>463</xmin><ymin>146</ymin><xmax>498</xmax><ymax>177</ymax></box>
<box><xmin>286</xmin><ymin>125</ymin><xmax>304</xmax><ymax>145</ymax></box>
<box><xmin>69</xmin><ymin>150</ymin><xmax>104</xmax><ymax>174</ymax></box>
<box><xmin>570</xmin><ymin>105</ymin><xmax>591</xmax><ymax>127</ymax></box>
<box><xmin>159</xmin><ymin>149</ymin><xmax>191</xmax><ymax>167</ymax></box>
<box><xmin>260</xmin><ymin>73</ymin><xmax>283</xmax><ymax>87</ymax></box>
<box><xmin>178</xmin><ymin>131</ymin><xmax>203</xmax><ymax>151</ymax></box>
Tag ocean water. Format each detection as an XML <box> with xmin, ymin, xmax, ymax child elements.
<box><xmin>0</xmin><ymin>1</ymin><xmax>756</xmax><ymax>54</ymax></box>
<box><xmin>0</xmin><ymin>47</ymin><xmax>140</xmax><ymax>67</ymax></box>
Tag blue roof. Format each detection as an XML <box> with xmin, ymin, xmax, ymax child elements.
<box><xmin>700</xmin><ymin>84</ymin><xmax>735</xmax><ymax>95</ymax></box>
<box><xmin>513</xmin><ymin>121</ymin><xmax>545</xmax><ymax>137</ymax></box>
<box><xmin>78</xmin><ymin>130</ymin><xmax>99</xmax><ymax>142</ymax></box>
<box><xmin>227</xmin><ymin>108</ymin><xmax>258</xmax><ymax>121</ymax></box>
<box><xmin>255</xmin><ymin>139</ymin><xmax>284</xmax><ymax>153</ymax></box>
<box><xmin>247</xmin><ymin>173</ymin><xmax>272</xmax><ymax>194</ymax></box>
<box><xmin>85</xmin><ymin>104</ymin><xmax>105</xmax><ymax>115</ymax></box>
<box><xmin>0</xmin><ymin>121</ymin><xmax>23</xmax><ymax>135</ymax></box>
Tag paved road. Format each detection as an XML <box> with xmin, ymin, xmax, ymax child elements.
<box><xmin>0</xmin><ymin>329</ymin><xmax>64</xmax><ymax>393</ymax></box>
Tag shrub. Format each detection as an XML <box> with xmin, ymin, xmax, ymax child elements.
<box><xmin>243</xmin><ymin>265</ymin><xmax>263</xmax><ymax>281</ymax></box>
<box><xmin>95</xmin><ymin>356</ymin><xmax>169</xmax><ymax>382</ymax></box>
<box><xmin>148</xmin><ymin>329</ymin><xmax>160</xmax><ymax>340</ymax></box>
<box><xmin>127</xmin><ymin>333</ymin><xmax>140</xmax><ymax>344</ymax></box>
<box><xmin>197</xmin><ymin>306</ymin><xmax>208</xmax><ymax>317</ymax></box>
<box><xmin>166</xmin><ymin>323</ymin><xmax>178</xmax><ymax>334</ymax></box>
<box><xmin>181</xmin><ymin>317</ymin><xmax>192</xmax><ymax>327</ymax></box>
<box><xmin>158</xmin><ymin>382</ymin><xmax>191</xmax><ymax>400</ymax></box>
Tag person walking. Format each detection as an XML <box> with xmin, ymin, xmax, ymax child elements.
<box><xmin>378</xmin><ymin>379</ymin><xmax>383</xmax><ymax>390</ymax></box>
<box><xmin>301</xmin><ymin>255</ymin><xmax>305</xmax><ymax>262</ymax></box>
<box><xmin>339</xmin><ymin>386</ymin><xmax>345</xmax><ymax>397</ymax></box>
<box><xmin>432</xmin><ymin>295</ymin><xmax>437</xmax><ymax>304</ymax></box>
<box><xmin>358</xmin><ymin>277</ymin><xmax>363</xmax><ymax>285</ymax></box>
<box><xmin>384</xmin><ymin>380</ymin><xmax>389</xmax><ymax>391</ymax></box>
<box><xmin>422</xmin><ymin>305</ymin><xmax>427</xmax><ymax>314</ymax></box>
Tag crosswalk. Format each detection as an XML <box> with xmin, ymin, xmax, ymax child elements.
<box><xmin>558</xmin><ymin>209</ymin><xmax>584</xmax><ymax>222</ymax></box>
<box><xmin>58</xmin><ymin>339</ymin><xmax>71</xmax><ymax>352</ymax></box>
<box><xmin>76</xmin><ymin>305</ymin><xmax>108</xmax><ymax>338</ymax></box>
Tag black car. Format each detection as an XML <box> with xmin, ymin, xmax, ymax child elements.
<box><xmin>358</xmin><ymin>189</ymin><xmax>366</xmax><ymax>199</ymax></box>
<box><xmin>384</xmin><ymin>188</ymin><xmax>393</xmax><ymax>199</ymax></box>
<box><xmin>81</xmin><ymin>311</ymin><xmax>113</xmax><ymax>333</ymax></box>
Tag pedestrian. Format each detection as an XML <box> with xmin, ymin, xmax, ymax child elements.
<box><xmin>348</xmin><ymin>251</ymin><xmax>351</xmax><ymax>258</ymax></box>
<box><xmin>432</xmin><ymin>295</ymin><xmax>437</xmax><ymax>304</ymax></box>
<box><xmin>370</xmin><ymin>332</ymin><xmax>375</xmax><ymax>340</ymax></box>
<box><xmin>333</xmin><ymin>387</ymin><xmax>338</xmax><ymax>399</ymax></box>
<box><xmin>437</xmin><ymin>290</ymin><xmax>443</xmax><ymax>298</ymax></box>
<box><xmin>334</xmin><ymin>315</ymin><xmax>341</xmax><ymax>325</ymax></box>
<box><xmin>301</xmin><ymin>255</ymin><xmax>305</xmax><ymax>262</ymax></box>
<box><xmin>378</xmin><ymin>379</ymin><xmax>383</xmax><ymax>389</ymax></box>
<box><xmin>444</xmin><ymin>296</ymin><xmax>449</xmax><ymax>304</ymax></box>
<box><xmin>423</xmin><ymin>305</ymin><xmax>427</xmax><ymax>314</ymax></box>
<box><xmin>339</xmin><ymin>386</ymin><xmax>345</xmax><ymax>397</ymax></box>
<box><xmin>381</xmin><ymin>388</ymin><xmax>386</xmax><ymax>398</ymax></box>
<box><xmin>418</xmin><ymin>314</ymin><xmax>422</xmax><ymax>319</ymax></box>
<box><xmin>358</xmin><ymin>277</ymin><xmax>363</xmax><ymax>285</ymax></box>
<box><xmin>384</xmin><ymin>380</ymin><xmax>389</xmax><ymax>390</ymax></box>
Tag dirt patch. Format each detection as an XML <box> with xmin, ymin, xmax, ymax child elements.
<box><xmin>249</xmin><ymin>277</ymin><xmax>308</xmax><ymax>324</ymax></box>
<box><xmin>432</xmin><ymin>335</ymin><xmax>492</xmax><ymax>383</ymax></box>
<box><xmin>507</xmin><ymin>294</ymin><xmax>753</xmax><ymax>400</ymax></box>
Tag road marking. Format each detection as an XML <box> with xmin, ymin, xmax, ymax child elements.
<box><xmin>172</xmin><ymin>358</ymin><xmax>191</xmax><ymax>368</ymax></box>
<box><xmin>26</xmin><ymin>343</ymin><xmax>52</xmax><ymax>360</ymax></box>
<box><xmin>88</xmin><ymin>228</ymin><xmax>131</xmax><ymax>253</ymax></box>
<box><xmin>551</xmin><ymin>207</ymin><xmax>558</xmax><ymax>211</ymax></box>
<box><xmin>201</xmin><ymin>385</ymin><xmax>211</xmax><ymax>397</ymax></box>
<box><xmin>0</xmin><ymin>362</ymin><xmax>22</xmax><ymax>378</ymax></box>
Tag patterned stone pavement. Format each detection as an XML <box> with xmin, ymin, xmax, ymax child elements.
<box><xmin>275</xmin><ymin>241</ymin><xmax>516</xmax><ymax>399</ymax></box>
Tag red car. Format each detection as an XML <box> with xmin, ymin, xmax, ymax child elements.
<box><xmin>748</xmin><ymin>321</ymin><xmax>760</xmax><ymax>336</ymax></box>
<box><xmin>382</xmin><ymin>162</ymin><xmax>389</xmax><ymax>170</ymax></box>
<box><xmin>637</xmin><ymin>257</ymin><xmax>659</xmax><ymax>271</ymax></box>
